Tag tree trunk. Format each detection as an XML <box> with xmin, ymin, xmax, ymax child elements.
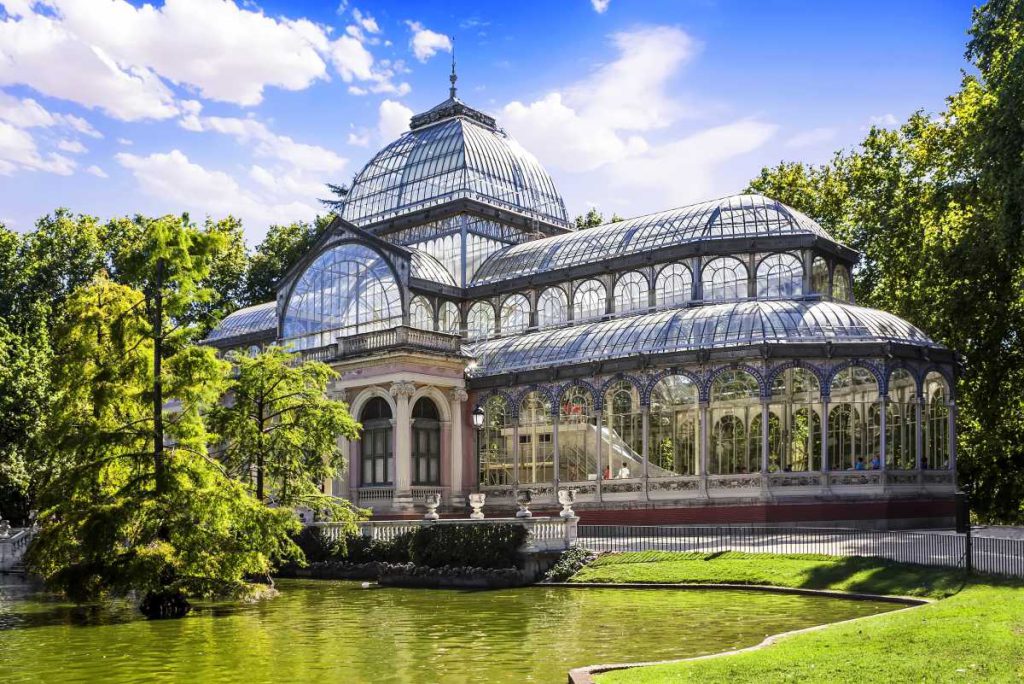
<box><xmin>153</xmin><ymin>257</ymin><xmax>165</xmax><ymax>494</ymax></box>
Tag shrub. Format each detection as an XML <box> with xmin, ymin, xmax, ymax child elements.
<box><xmin>331</xmin><ymin>531</ymin><xmax>414</xmax><ymax>564</ymax></box>
<box><xmin>409</xmin><ymin>523</ymin><xmax>528</xmax><ymax>569</ymax></box>
<box><xmin>544</xmin><ymin>546</ymin><xmax>597</xmax><ymax>582</ymax></box>
<box><xmin>292</xmin><ymin>526</ymin><xmax>339</xmax><ymax>564</ymax></box>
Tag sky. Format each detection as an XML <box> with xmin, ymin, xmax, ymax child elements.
<box><xmin>0</xmin><ymin>0</ymin><xmax>977</xmax><ymax>243</ymax></box>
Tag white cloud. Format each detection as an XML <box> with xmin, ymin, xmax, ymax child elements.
<box><xmin>116</xmin><ymin>149</ymin><xmax>320</xmax><ymax>235</ymax></box>
<box><xmin>501</xmin><ymin>25</ymin><xmax>776</xmax><ymax>216</ymax></box>
<box><xmin>86</xmin><ymin>164</ymin><xmax>108</xmax><ymax>178</ymax></box>
<box><xmin>347</xmin><ymin>130</ymin><xmax>371</xmax><ymax>147</ymax></box>
<box><xmin>0</xmin><ymin>92</ymin><xmax>102</xmax><ymax>138</ymax></box>
<box><xmin>591</xmin><ymin>0</ymin><xmax>611</xmax><ymax>13</ymax></box>
<box><xmin>378</xmin><ymin>99</ymin><xmax>413</xmax><ymax>140</ymax></box>
<box><xmin>352</xmin><ymin>8</ymin><xmax>380</xmax><ymax>34</ymax></box>
<box><xmin>784</xmin><ymin>127</ymin><xmax>837</xmax><ymax>148</ymax></box>
<box><xmin>117</xmin><ymin>137</ymin><xmax>133</xmax><ymax>145</ymax></box>
<box><xmin>57</xmin><ymin>138</ymin><xmax>86</xmax><ymax>154</ymax></box>
<box><xmin>868</xmin><ymin>113</ymin><xmax>899</xmax><ymax>128</ymax></box>
<box><xmin>405</xmin><ymin>21</ymin><xmax>451</xmax><ymax>63</ymax></box>
<box><xmin>0</xmin><ymin>120</ymin><xmax>76</xmax><ymax>175</ymax></box>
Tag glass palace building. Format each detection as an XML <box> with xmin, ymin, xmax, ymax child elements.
<box><xmin>207</xmin><ymin>88</ymin><xmax>958</xmax><ymax>527</ymax></box>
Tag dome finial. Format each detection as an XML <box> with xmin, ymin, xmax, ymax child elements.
<box><xmin>449</xmin><ymin>37</ymin><xmax>457</xmax><ymax>99</ymax></box>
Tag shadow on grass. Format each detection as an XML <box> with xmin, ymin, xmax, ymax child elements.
<box><xmin>795</xmin><ymin>556</ymin><xmax>967</xmax><ymax>598</ymax></box>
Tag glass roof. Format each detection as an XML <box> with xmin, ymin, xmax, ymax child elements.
<box><xmin>464</xmin><ymin>300</ymin><xmax>938</xmax><ymax>377</ymax></box>
<box><xmin>340</xmin><ymin>114</ymin><xmax>569</xmax><ymax>228</ymax></box>
<box><xmin>205</xmin><ymin>301</ymin><xmax>276</xmax><ymax>342</ymax></box>
<box><xmin>409</xmin><ymin>247</ymin><xmax>456</xmax><ymax>285</ymax></box>
<box><xmin>471</xmin><ymin>194</ymin><xmax>833</xmax><ymax>285</ymax></box>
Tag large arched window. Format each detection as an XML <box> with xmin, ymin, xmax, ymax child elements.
<box><xmin>702</xmin><ymin>257</ymin><xmax>748</xmax><ymax>301</ymax></box>
<box><xmin>649</xmin><ymin>375</ymin><xmax>699</xmax><ymax>476</ymax></box>
<box><xmin>537</xmin><ymin>287</ymin><xmax>568</xmax><ymax>327</ymax></box>
<box><xmin>559</xmin><ymin>386</ymin><xmax>596</xmax><ymax>482</ymax></box>
<box><xmin>500</xmin><ymin>294</ymin><xmax>530</xmax><ymax>334</ymax></box>
<box><xmin>603</xmin><ymin>380</ymin><xmax>642</xmax><ymax>479</ymax></box>
<box><xmin>828</xmin><ymin>366</ymin><xmax>880</xmax><ymax>470</ymax></box>
<box><xmin>438</xmin><ymin>301</ymin><xmax>461</xmax><ymax>335</ymax></box>
<box><xmin>283</xmin><ymin>243</ymin><xmax>402</xmax><ymax>349</ymax></box>
<box><xmin>359</xmin><ymin>397</ymin><xmax>393</xmax><ymax>486</ymax></box>
<box><xmin>887</xmin><ymin>369</ymin><xmax>917</xmax><ymax>470</ymax></box>
<box><xmin>519</xmin><ymin>392</ymin><xmax>553</xmax><ymax>484</ymax></box>
<box><xmin>613</xmin><ymin>271</ymin><xmax>649</xmax><ymax>314</ymax></box>
<box><xmin>811</xmin><ymin>257</ymin><xmax>829</xmax><ymax>295</ymax></box>
<box><xmin>467</xmin><ymin>301</ymin><xmax>496</xmax><ymax>340</ymax></box>
<box><xmin>480</xmin><ymin>395</ymin><xmax>512</xmax><ymax>486</ymax></box>
<box><xmin>412</xmin><ymin>397</ymin><xmax>441</xmax><ymax>485</ymax></box>
<box><xmin>924</xmin><ymin>372</ymin><xmax>951</xmax><ymax>470</ymax></box>
<box><xmin>573</xmin><ymin>279</ymin><xmax>606</xmax><ymax>321</ymax></box>
<box><xmin>709</xmin><ymin>370</ymin><xmax>761</xmax><ymax>474</ymax></box>
<box><xmin>655</xmin><ymin>263</ymin><xmax>692</xmax><ymax>307</ymax></box>
<box><xmin>769</xmin><ymin>368</ymin><xmax>821</xmax><ymax>472</ymax></box>
<box><xmin>757</xmin><ymin>253</ymin><xmax>803</xmax><ymax>298</ymax></box>
<box><xmin>832</xmin><ymin>264</ymin><xmax>851</xmax><ymax>301</ymax></box>
<box><xmin>409</xmin><ymin>296</ymin><xmax>433</xmax><ymax>330</ymax></box>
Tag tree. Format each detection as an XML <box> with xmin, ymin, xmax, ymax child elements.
<box><xmin>211</xmin><ymin>347</ymin><xmax>362</xmax><ymax>529</ymax></box>
<box><xmin>746</xmin><ymin>0</ymin><xmax>1024</xmax><ymax>521</ymax></box>
<box><xmin>574</xmin><ymin>208</ymin><xmax>625</xmax><ymax>229</ymax></box>
<box><xmin>27</xmin><ymin>217</ymin><xmax>299</xmax><ymax>615</ymax></box>
<box><xmin>243</xmin><ymin>219</ymin><xmax>329</xmax><ymax>305</ymax></box>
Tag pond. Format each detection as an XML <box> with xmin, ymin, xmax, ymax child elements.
<box><xmin>0</xmin><ymin>576</ymin><xmax>899</xmax><ymax>683</ymax></box>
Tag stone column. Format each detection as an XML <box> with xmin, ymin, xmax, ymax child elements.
<box><xmin>879</xmin><ymin>395</ymin><xmax>888</xmax><ymax>472</ymax></box>
<box><xmin>552</xmin><ymin>410</ymin><xmax>561</xmax><ymax>492</ymax></box>
<box><xmin>448</xmin><ymin>388</ymin><xmax>468</xmax><ymax>507</ymax></box>
<box><xmin>641</xmin><ymin>404</ymin><xmax>650</xmax><ymax>499</ymax></box>
<box><xmin>699</xmin><ymin>401</ymin><xmax>709</xmax><ymax>495</ymax></box>
<box><xmin>821</xmin><ymin>396</ymin><xmax>830</xmax><ymax>475</ymax></box>
<box><xmin>915</xmin><ymin>395</ymin><xmax>924</xmax><ymax>480</ymax></box>
<box><xmin>389</xmin><ymin>381</ymin><xmax>416</xmax><ymax>511</ymax></box>
<box><xmin>595</xmin><ymin>408</ymin><xmax>604</xmax><ymax>501</ymax></box>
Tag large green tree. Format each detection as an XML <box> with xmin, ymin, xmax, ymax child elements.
<box><xmin>211</xmin><ymin>346</ymin><xmax>362</xmax><ymax>526</ymax></box>
<box><xmin>27</xmin><ymin>217</ymin><xmax>299</xmax><ymax>614</ymax></box>
<box><xmin>747</xmin><ymin>0</ymin><xmax>1024</xmax><ymax>521</ymax></box>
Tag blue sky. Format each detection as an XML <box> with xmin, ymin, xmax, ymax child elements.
<box><xmin>0</xmin><ymin>0</ymin><xmax>976</xmax><ymax>242</ymax></box>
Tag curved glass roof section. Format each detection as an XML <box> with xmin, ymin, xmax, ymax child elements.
<box><xmin>409</xmin><ymin>247</ymin><xmax>456</xmax><ymax>285</ymax></box>
<box><xmin>465</xmin><ymin>301</ymin><xmax>938</xmax><ymax>377</ymax></box>
<box><xmin>206</xmin><ymin>301</ymin><xmax>276</xmax><ymax>342</ymax></box>
<box><xmin>340</xmin><ymin>110</ymin><xmax>569</xmax><ymax>228</ymax></box>
<box><xmin>471</xmin><ymin>194</ymin><xmax>833</xmax><ymax>285</ymax></box>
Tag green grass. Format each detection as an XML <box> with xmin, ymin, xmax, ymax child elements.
<box><xmin>566</xmin><ymin>552</ymin><xmax>1024</xmax><ymax>683</ymax></box>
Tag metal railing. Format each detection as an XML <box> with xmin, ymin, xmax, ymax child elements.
<box><xmin>577</xmin><ymin>525</ymin><xmax>1024</xmax><ymax>579</ymax></box>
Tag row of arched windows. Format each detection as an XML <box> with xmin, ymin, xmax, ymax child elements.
<box><xmin>358</xmin><ymin>396</ymin><xmax>443</xmax><ymax>487</ymax></box>
<box><xmin>478</xmin><ymin>369</ymin><xmax>951</xmax><ymax>486</ymax></box>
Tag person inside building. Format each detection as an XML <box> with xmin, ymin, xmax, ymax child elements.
<box><xmin>617</xmin><ymin>462</ymin><xmax>631</xmax><ymax>479</ymax></box>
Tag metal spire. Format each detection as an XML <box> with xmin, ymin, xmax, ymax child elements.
<box><xmin>449</xmin><ymin>37</ymin><xmax>457</xmax><ymax>99</ymax></box>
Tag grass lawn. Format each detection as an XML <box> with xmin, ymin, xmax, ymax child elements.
<box><xmin>567</xmin><ymin>551</ymin><xmax>1024</xmax><ymax>683</ymax></box>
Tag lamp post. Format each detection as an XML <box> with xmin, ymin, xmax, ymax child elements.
<box><xmin>472</xmin><ymin>405</ymin><xmax>485</xmax><ymax>486</ymax></box>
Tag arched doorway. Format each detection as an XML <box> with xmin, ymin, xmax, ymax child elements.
<box><xmin>412</xmin><ymin>397</ymin><xmax>441</xmax><ymax>486</ymax></box>
<box><xmin>360</xmin><ymin>397</ymin><xmax>393</xmax><ymax>486</ymax></box>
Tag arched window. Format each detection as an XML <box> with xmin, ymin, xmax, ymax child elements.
<box><xmin>702</xmin><ymin>257</ymin><xmax>748</xmax><ymax>301</ymax></box>
<box><xmin>559</xmin><ymin>386</ymin><xmax>596</xmax><ymax>482</ymax></box>
<box><xmin>467</xmin><ymin>302</ymin><xmax>496</xmax><ymax>340</ymax></box>
<box><xmin>537</xmin><ymin>287</ymin><xmax>568</xmax><ymax>327</ymax></box>
<box><xmin>412</xmin><ymin>397</ymin><xmax>441</xmax><ymax>485</ymax></box>
<box><xmin>757</xmin><ymin>253</ymin><xmax>803</xmax><ymax>298</ymax></box>
<box><xmin>613</xmin><ymin>271</ymin><xmax>649</xmax><ymax>314</ymax></box>
<box><xmin>573</xmin><ymin>279</ymin><xmax>606</xmax><ymax>321</ymax></box>
<box><xmin>768</xmin><ymin>368</ymin><xmax>822</xmax><ymax>472</ymax></box>
<box><xmin>409</xmin><ymin>296</ymin><xmax>433</xmax><ymax>330</ymax></box>
<box><xmin>828</xmin><ymin>366</ymin><xmax>880</xmax><ymax>470</ymax></box>
<box><xmin>832</xmin><ymin>264</ymin><xmax>851</xmax><ymax>301</ymax></box>
<box><xmin>500</xmin><ymin>294</ymin><xmax>530</xmax><ymax>334</ymax></box>
<box><xmin>519</xmin><ymin>392</ymin><xmax>553</xmax><ymax>484</ymax></box>
<box><xmin>283</xmin><ymin>243</ymin><xmax>402</xmax><ymax>349</ymax></box>
<box><xmin>480</xmin><ymin>395</ymin><xmax>512</xmax><ymax>486</ymax></box>
<box><xmin>655</xmin><ymin>263</ymin><xmax>692</xmax><ymax>307</ymax></box>
<box><xmin>887</xmin><ymin>369</ymin><xmax>917</xmax><ymax>470</ymax></box>
<box><xmin>438</xmin><ymin>301</ymin><xmax>461</xmax><ymax>335</ymax></box>
<box><xmin>924</xmin><ymin>372</ymin><xmax>951</xmax><ymax>470</ymax></box>
<box><xmin>603</xmin><ymin>380</ymin><xmax>642</xmax><ymax>479</ymax></box>
<box><xmin>649</xmin><ymin>375</ymin><xmax>699</xmax><ymax>476</ymax></box>
<box><xmin>359</xmin><ymin>397</ymin><xmax>393</xmax><ymax>486</ymax></box>
<box><xmin>709</xmin><ymin>370</ymin><xmax>761</xmax><ymax>474</ymax></box>
<box><xmin>811</xmin><ymin>257</ymin><xmax>829</xmax><ymax>294</ymax></box>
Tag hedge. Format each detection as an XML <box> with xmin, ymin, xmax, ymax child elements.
<box><xmin>409</xmin><ymin>523</ymin><xmax>528</xmax><ymax>569</ymax></box>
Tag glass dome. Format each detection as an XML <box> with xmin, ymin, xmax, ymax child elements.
<box><xmin>205</xmin><ymin>301</ymin><xmax>276</xmax><ymax>342</ymax></box>
<box><xmin>340</xmin><ymin>100</ymin><xmax>569</xmax><ymax>229</ymax></box>
<box><xmin>471</xmin><ymin>194</ymin><xmax>835</xmax><ymax>284</ymax></box>
<box><xmin>465</xmin><ymin>300</ymin><xmax>938</xmax><ymax>377</ymax></box>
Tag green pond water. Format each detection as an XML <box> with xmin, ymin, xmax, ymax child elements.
<box><xmin>0</xmin><ymin>576</ymin><xmax>899</xmax><ymax>683</ymax></box>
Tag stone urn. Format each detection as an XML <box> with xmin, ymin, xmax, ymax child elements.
<box><xmin>0</xmin><ymin>519</ymin><xmax>9</xmax><ymax>539</ymax></box>
<box><xmin>468</xmin><ymin>492</ymin><xmax>486</xmax><ymax>519</ymax></box>
<box><xmin>423</xmin><ymin>493</ymin><xmax>441</xmax><ymax>521</ymax></box>
<box><xmin>515</xmin><ymin>489</ymin><xmax>533</xmax><ymax>519</ymax></box>
<box><xmin>557</xmin><ymin>488</ymin><xmax>577</xmax><ymax>519</ymax></box>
